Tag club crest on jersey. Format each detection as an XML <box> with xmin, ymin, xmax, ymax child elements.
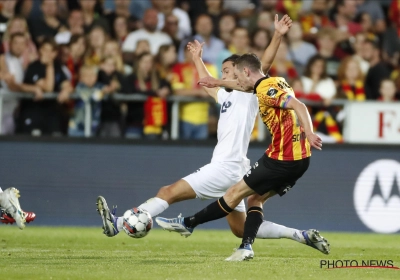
<box><xmin>267</xmin><ymin>87</ymin><xmax>278</xmax><ymax>97</ymax></box>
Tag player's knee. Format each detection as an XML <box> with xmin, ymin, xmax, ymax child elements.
<box><xmin>247</xmin><ymin>194</ymin><xmax>263</xmax><ymax>208</ymax></box>
<box><xmin>156</xmin><ymin>185</ymin><xmax>172</xmax><ymax>201</ymax></box>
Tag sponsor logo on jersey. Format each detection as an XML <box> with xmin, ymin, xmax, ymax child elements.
<box><xmin>353</xmin><ymin>159</ymin><xmax>400</xmax><ymax>233</ymax></box>
<box><xmin>267</xmin><ymin>87</ymin><xmax>278</xmax><ymax>97</ymax></box>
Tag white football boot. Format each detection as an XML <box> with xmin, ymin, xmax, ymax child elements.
<box><xmin>96</xmin><ymin>196</ymin><xmax>119</xmax><ymax>237</ymax></box>
<box><xmin>0</xmin><ymin>187</ymin><xmax>25</xmax><ymax>229</ymax></box>
<box><xmin>155</xmin><ymin>214</ymin><xmax>194</xmax><ymax>237</ymax></box>
<box><xmin>302</xmin><ymin>229</ymin><xmax>330</xmax><ymax>254</ymax></box>
<box><xmin>225</xmin><ymin>243</ymin><xmax>254</xmax><ymax>261</ymax></box>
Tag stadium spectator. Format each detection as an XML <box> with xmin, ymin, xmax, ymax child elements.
<box><xmin>0</xmin><ymin>33</ymin><xmax>42</xmax><ymax>135</ymax></box>
<box><xmin>103</xmin><ymin>0</ymin><xmax>152</xmax><ymax>21</ymax></box>
<box><xmin>68</xmin><ymin>65</ymin><xmax>104</xmax><ymax>137</ymax></box>
<box><xmin>59</xmin><ymin>8</ymin><xmax>84</xmax><ymax>37</ymax></box>
<box><xmin>355</xmin><ymin>0</ymin><xmax>386</xmax><ymax>33</ymax></box>
<box><xmin>268</xmin><ymin>40</ymin><xmax>298</xmax><ymax>82</ymax></box>
<box><xmin>204</xmin><ymin>0</ymin><xmax>224</xmax><ymax>36</ymax></box>
<box><xmin>55</xmin><ymin>9</ymin><xmax>85</xmax><ymax>46</ymax></box>
<box><xmin>301</xmin><ymin>54</ymin><xmax>336</xmax><ymax>104</ymax></box>
<box><xmin>378</xmin><ymin>79</ymin><xmax>398</xmax><ymax>102</ymax></box>
<box><xmin>97</xmin><ymin>56</ymin><xmax>124</xmax><ymax>137</ymax></box>
<box><xmin>122</xmin><ymin>52</ymin><xmax>170</xmax><ymax>139</ymax></box>
<box><xmin>337</xmin><ymin>56</ymin><xmax>366</xmax><ymax>101</ymax></box>
<box><xmin>362</xmin><ymin>39</ymin><xmax>392</xmax><ymax>100</ymax></box>
<box><xmin>223</xmin><ymin>0</ymin><xmax>255</xmax><ymax>23</ymax></box>
<box><xmin>301</xmin><ymin>55</ymin><xmax>341</xmax><ymax>142</ymax></box>
<box><xmin>155</xmin><ymin>44</ymin><xmax>177</xmax><ymax>83</ymax></box>
<box><xmin>28</xmin><ymin>0</ymin><xmax>66</xmax><ymax>45</ymax></box>
<box><xmin>228</xmin><ymin>27</ymin><xmax>251</xmax><ymax>55</ymax></box>
<box><xmin>333</xmin><ymin>0</ymin><xmax>362</xmax><ymax>40</ymax></box>
<box><xmin>248</xmin><ymin>10</ymin><xmax>275</xmax><ymax>34</ymax></box>
<box><xmin>134</xmin><ymin>40</ymin><xmax>151</xmax><ymax>59</ymax></box>
<box><xmin>122</xmin><ymin>8</ymin><xmax>172</xmax><ymax>55</ymax></box>
<box><xmin>300</xmin><ymin>0</ymin><xmax>333</xmax><ymax>42</ymax></box>
<box><xmin>286</xmin><ymin>21</ymin><xmax>317</xmax><ymax>75</ymax></box>
<box><xmin>277</xmin><ymin>0</ymin><xmax>303</xmax><ymax>21</ymax></box>
<box><xmin>218</xmin><ymin>13</ymin><xmax>237</xmax><ymax>47</ymax></box>
<box><xmin>162</xmin><ymin>14</ymin><xmax>181</xmax><ymax>50</ymax></box>
<box><xmin>351</xmin><ymin>32</ymin><xmax>370</xmax><ymax>74</ymax></box>
<box><xmin>105</xmin><ymin>0</ymin><xmax>133</xmax><ymax>39</ymax></box>
<box><xmin>172</xmin><ymin>47</ymin><xmax>217</xmax><ymax>139</ymax></box>
<box><xmin>64</xmin><ymin>34</ymin><xmax>86</xmax><ymax>87</ymax></box>
<box><xmin>79</xmin><ymin>0</ymin><xmax>109</xmax><ymax>34</ymax></box>
<box><xmin>316</xmin><ymin>27</ymin><xmax>341</xmax><ymax>79</ymax></box>
<box><xmin>153</xmin><ymin>0</ymin><xmax>191</xmax><ymax>40</ymax></box>
<box><xmin>256</xmin><ymin>0</ymin><xmax>279</xmax><ymax>14</ymax></box>
<box><xmin>2</xmin><ymin>16</ymin><xmax>38</xmax><ymax>69</ymax></box>
<box><xmin>178</xmin><ymin>14</ymin><xmax>225</xmax><ymax>64</ymax></box>
<box><xmin>250</xmin><ymin>28</ymin><xmax>271</xmax><ymax>60</ymax></box>
<box><xmin>112</xmin><ymin>16</ymin><xmax>129</xmax><ymax>45</ymax></box>
<box><xmin>16</xmin><ymin>37</ymin><xmax>73</xmax><ymax>136</ymax></box>
<box><xmin>84</xmin><ymin>26</ymin><xmax>108</xmax><ymax>67</ymax></box>
<box><xmin>355</xmin><ymin>12</ymin><xmax>374</xmax><ymax>34</ymax></box>
<box><xmin>103</xmin><ymin>40</ymin><xmax>127</xmax><ymax>74</ymax></box>
<box><xmin>0</xmin><ymin>0</ymin><xmax>17</xmax><ymax>40</ymax></box>
<box><xmin>389</xmin><ymin>0</ymin><xmax>400</xmax><ymax>37</ymax></box>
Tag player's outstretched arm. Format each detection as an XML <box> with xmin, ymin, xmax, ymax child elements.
<box><xmin>198</xmin><ymin>76</ymin><xmax>247</xmax><ymax>92</ymax></box>
<box><xmin>286</xmin><ymin>96</ymin><xmax>322</xmax><ymax>150</ymax></box>
<box><xmin>188</xmin><ymin>40</ymin><xmax>219</xmax><ymax>101</ymax></box>
<box><xmin>261</xmin><ymin>14</ymin><xmax>293</xmax><ymax>74</ymax></box>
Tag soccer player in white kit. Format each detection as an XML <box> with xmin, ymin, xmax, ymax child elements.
<box><xmin>96</xmin><ymin>15</ymin><xmax>327</xmax><ymax>253</ymax></box>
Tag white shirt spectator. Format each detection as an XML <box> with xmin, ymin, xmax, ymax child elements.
<box><xmin>122</xmin><ymin>29</ymin><xmax>172</xmax><ymax>55</ymax></box>
<box><xmin>287</xmin><ymin>42</ymin><xmax>318</xmax><ymax>67</ymax></box>
<box><xmin>300</xmin><ymin>76</ymin><xmax>336</xmax><ymax>100</ymax></box>
<box><xmin>157</xmin><ymin>8</ymin><xmax>191</xmax><ymax>40</ymax></box>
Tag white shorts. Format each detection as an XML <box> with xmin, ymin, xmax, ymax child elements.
<box><xmin>182</xmin><ymin>161</ymin><xmax>249</xmax><ymax>212</ymax></box>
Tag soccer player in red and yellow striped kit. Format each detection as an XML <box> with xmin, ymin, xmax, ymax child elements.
<box><xmin>156</xmin><ymin>53</ymin><xmax>328</xmax><ymax>261</ymax></box>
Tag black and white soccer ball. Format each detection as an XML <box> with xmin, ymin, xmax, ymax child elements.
<box><xmin>122</xmin><ymin>208</ymin><xmax>153</xmax><ymax>238</ymax></box>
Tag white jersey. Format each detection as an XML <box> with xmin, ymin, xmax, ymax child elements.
<box><xmin>211</xmin><ymin>88</ymin><xmax>258</xmax><ymax>168</ymax></box>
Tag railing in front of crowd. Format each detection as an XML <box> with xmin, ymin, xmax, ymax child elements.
<box><xmin>0</xmin><ymin>90</ymin><xmax>349</xmax><ymax>141</ymax></box>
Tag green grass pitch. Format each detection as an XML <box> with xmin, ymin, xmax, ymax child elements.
<box><xmin>1</xmin><ymin>226</ymin><xmax>399</xmax><ymax>280</ymax></box>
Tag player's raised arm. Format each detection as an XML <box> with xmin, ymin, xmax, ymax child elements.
<box><xmin>188</xmin><ymin>40</ymin><xmax>220</xmax><ymax>101</ymax></box>
<box><xmin>286</xmin><ymin>96</ymin><xmax>322</xmax><ymax>150</ymax></box>
<box><xmin>261</xmin><ymin>14</ymin><xmax>293</xmax><ymax>74</ymax></box>
<box><xmin>198</xmin><ymin>76</ymin><xmax>242</xmax><ymax>91</ymax></box>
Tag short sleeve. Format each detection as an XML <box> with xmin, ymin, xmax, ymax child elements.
<box><xmin>256</xmin><ymin>78</ymin><xmax>293</xmax><ymax>108</ymax></box>
<box><xmin>216</xmin><ymin>88</ymin><xmax>228</xmax><ymax>104</ymax></box>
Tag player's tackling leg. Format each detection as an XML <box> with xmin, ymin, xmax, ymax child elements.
<box><xmin>0</xmin><ymin>187</ymin><xmax>26</xmax><ymax>229</ymax></box>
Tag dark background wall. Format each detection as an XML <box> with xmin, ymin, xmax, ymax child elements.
<box><xmin>0</xmin><ymin>138</ymin><xmax>399</xmax><ymax>233</ymax></box>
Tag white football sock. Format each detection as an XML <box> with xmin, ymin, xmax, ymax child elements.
<box><xmin>116</xmin><ymin>217</ymin><xmax>124</xmax><ymax>231</ymax></box>
<box><xmin>256</xmin><ymin>220</ymin><xmax>305</xmax><ymax>243</ymax></box>
<box><xmin>138</xmin><ymin>197</ymin><xmax>169</xmax><ymax>217</ymax></box>
<box><xmin>0</xmin><ymin>187</ymin><xmax>3</xmax><ymax>193</ymax></box>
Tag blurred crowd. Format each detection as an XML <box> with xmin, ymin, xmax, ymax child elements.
<box><xmin>0</xmin><ymin>0</ymin><xmax>399</xmax><ymax>141</ymax></box>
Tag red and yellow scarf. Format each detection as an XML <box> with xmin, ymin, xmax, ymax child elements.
<box><xmin>341</xmin><ymin>80</ymin><xmax>365</xmax><ymax>101</ymax></box>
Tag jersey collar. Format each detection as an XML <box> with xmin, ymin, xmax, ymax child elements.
<box><xmin>253</xmin><ymin>75</ymin><xmax>271</xmax><ymax>94</ymax></box>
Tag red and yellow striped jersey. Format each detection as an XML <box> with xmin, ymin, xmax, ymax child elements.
<box><xmin>254</xmin><ymin>76</ymin><xmax>311</xmax><ymax>161</ymax></box>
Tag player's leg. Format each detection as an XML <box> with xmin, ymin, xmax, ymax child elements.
<box><xmin>225</xmin><ymin>191</ymin><xmax>275</xmax><ymax>261</ymax></box>
<box><xmin>0</xmin><ymin>187</ymin><xmax>25</xmax><ymax>229</ymax></box>
<box><xmin>96</xmin><ymin>179</ymin><xmax>196</xmax><ymax>237</ymax></box>
<box><xmin>225</xmin><ymin>210</ymin><xmax>246</xmax><ymax>238</ymax></box>
<box><xmin>157</xmin><ymin>178</ymin><xmax>255</xmax><ymax>234</ymax></box>
<box><xmin>139</xmin><ymin>179</ymin><xmax>196</xmax><ymax>215</ymax></box>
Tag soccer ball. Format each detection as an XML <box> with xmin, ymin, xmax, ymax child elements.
<box><xmin>122</xmin><ymin>208</ymin><xmax>153</xmax><ymax>238</ymax></box>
